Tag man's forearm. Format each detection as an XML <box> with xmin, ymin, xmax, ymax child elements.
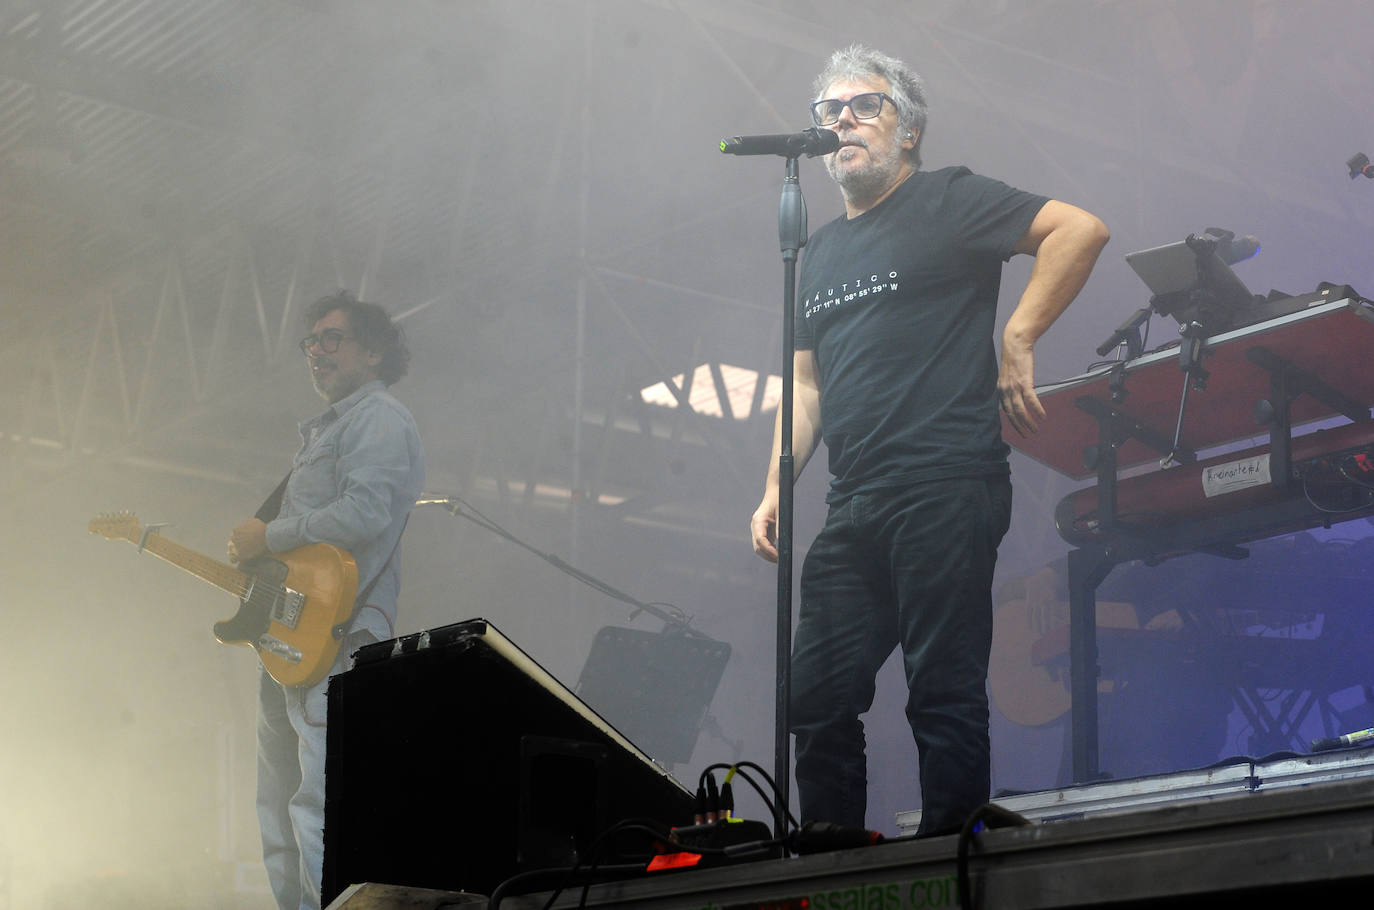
<box><xmin>1005</xmin><ymin>212</ymin><xmax>1109</xmax><ymax>346</ymax></box>
<box><xmin>764</xmin><ymin>383</ymin><xmax>822</xmax><ymax>493</ymax></box>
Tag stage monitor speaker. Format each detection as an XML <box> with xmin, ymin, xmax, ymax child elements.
<box><xmin>321</xmin><ymin>618</ymin><xmax>694</xmax><ymax>905</ymax></box>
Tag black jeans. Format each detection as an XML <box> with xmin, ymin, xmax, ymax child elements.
<box><xmin>791</xmin><ymin>474</ymin><xmax>1012</xmax><ymax>834</ymax></box>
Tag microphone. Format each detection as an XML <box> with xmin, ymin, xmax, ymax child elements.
<box><xmin>788</xmin><ymin>820</ymin><xmax>885</xmax><ymax>855</ymax></box>
<box><xmin>1216</xmin><ymin>234</ymin><xmax>1260</xmax><ymax>265</ymax></box>
<box><xmin>1347</xmin><ymin>152</ymin><xmax>1372</xmax><ymax>180</ymax></box>
<box><xmin>720</xmin><ymin>127</ymin><xmax>840</xmax><ymax>158</ymax></box>
<box><xmin>1094</xmin><ymin>305</ymin><xmax>1153</xmax><ymax>358</ymax></box>
<box><xmin>1312</xmin><ymin>726</ymin><xmax>1374</xmax><ymax>752</ymax></box>
<box><xmin>1202</xmin><ymin>227</ymin><xmax>1260</xmax><ymax>265</ymax></box>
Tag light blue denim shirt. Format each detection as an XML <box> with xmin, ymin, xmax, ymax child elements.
<box><xmin>265</xmin><ymin>379</ymin><xmax>425</xmax><ymax>641</ymax></box>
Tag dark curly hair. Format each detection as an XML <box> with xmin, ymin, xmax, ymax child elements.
<box><xmin>304</xmin><ymin>290</ymin><xmax>410</xmax><ymax>385</ymax></box>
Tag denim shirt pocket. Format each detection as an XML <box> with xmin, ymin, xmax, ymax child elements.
<box><xmin>289</xmin><ymin>437</ymin><xmax>340</xmax><ymax>509</ymax></box>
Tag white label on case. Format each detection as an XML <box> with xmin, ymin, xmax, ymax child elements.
<box><xmin>1201</xmin><ymin>453</ymin><xmax>1271</xmax><ymax>498</ymax></box>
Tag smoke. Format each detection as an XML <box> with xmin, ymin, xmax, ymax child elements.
<box><xmin>2</xmin><ymin>4</ymin><xmax>1373</xmax><ymax>902</ymax></box>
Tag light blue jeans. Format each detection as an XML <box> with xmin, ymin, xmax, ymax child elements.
<box><xmin>257</xmin><ymin>632</ymin><xmax>374</xmax><ymax>910</ymax></box>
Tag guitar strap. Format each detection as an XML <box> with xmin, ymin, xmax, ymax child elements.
<box><xmin>255</xmin><ymin>471</ymin><xmax>291</xmax><ymax>523</ymax></box>
<box><xmin>332</xmin><ymin>515</ymin><xmax>408</xmax><ymax>640</ymax></box>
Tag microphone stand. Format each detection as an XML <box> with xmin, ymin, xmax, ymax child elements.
<box><xmin>1094</xmin><ymin>306</ymin><xmax>1152</xmax><ymax>361</ymax></box>
<box><xmin>415</xmin><ymin>495</ymin><xmax>710</xmax><ymax>638</ymax></box>
<box><xmin>773</xmin><ymin>154</ymin><xmax>808</xmax><ymax>838</ymax></box>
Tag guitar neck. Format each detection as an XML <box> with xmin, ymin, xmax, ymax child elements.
<box><xmin>138</xmin><ymin>533</ymin><xmax>250</xmax><ymax>599</ymax></box>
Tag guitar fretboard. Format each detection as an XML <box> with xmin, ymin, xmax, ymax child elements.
<box><xmin>138</xmin><ymin>532</ymin><xmax>250</xmax><ymax>598</ymax></box>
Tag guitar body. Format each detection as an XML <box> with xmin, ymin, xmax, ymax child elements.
<box><xmin>989</xmin><ymin>567</ymin><xmax>1138</xmax><ymax>727</ymax></box>
<box><xmin>212</xmin><ymin>543</ymin><xmax>359</xmax><ymax>687</ymax></box>
<box><xmin>89</xmin><ymin>512</ymin><xmax>358</xmax><ymax>688</ymax></box>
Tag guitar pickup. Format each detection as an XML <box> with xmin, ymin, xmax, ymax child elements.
<box><xmin>272</xmin><ymin>587</ymin><xmax>308</xmax><ymax>630</ymax></box>
<box><xmin>258</xmin><ymin>635</ymin><xmax>303</xmax><ymax>664</ymax></box>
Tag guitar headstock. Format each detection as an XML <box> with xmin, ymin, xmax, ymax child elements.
<box><xmin>89</xmin><ymin>511</ymin><xmax>142</xmax><ymax>543</ymax></box>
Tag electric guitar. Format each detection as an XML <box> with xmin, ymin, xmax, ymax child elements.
<box><xmin>89</xmin><ymin>512</ymin><xmax>359</xmax><ymax>687</ymax></box>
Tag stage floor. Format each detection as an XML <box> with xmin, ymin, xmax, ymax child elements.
<box><xmin>516</xmin><ymin>746</ymin><xmax>1374</xmax><ymax>909</ymax></box>
<box><xmin>328</xmin><ymin>746</ymin><xmax>1374</xmax><ymax>909</ymax></box>
<box><xmin>898</xmin><ymin>742</ymin><xmax>1374</xmax><ymax>830</ymax></box>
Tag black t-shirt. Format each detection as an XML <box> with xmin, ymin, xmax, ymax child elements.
<box><xmin>796</xmin><ymin>166</ymin><xmax>1048</xmax><ymax>502</ymax></box>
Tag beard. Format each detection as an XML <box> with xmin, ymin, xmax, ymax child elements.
<box><xmin>310</xmin><ymin>357</ymin><xmax>369</xmax><ymax>404</ymax></box>
<box><xmin>824</xmin><ymin>131</ymin><xmax>907</xmax><ymax>205</ymax></box>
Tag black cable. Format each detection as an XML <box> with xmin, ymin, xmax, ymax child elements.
<box><xmin>1301</xmin><ymin>473</ymin><xmax>1374</xmax><ymax>514</ymax></box>
<box><xmin>1034</xmin><ymin>364</ymin><xmax>1119</xmax><ymax>394</ymax></box>
<box><xmin>486</xmin><ymin>817</ymin><xmax>671</xmax><ymax>910</ymax></box>
<box><xmin>955</xmin><ymin>803</ymin><xmax>1033</xmax><ymax>910</ymax></box>
<box><xmin>552</xmin><ymin>860</ymin><xmax>651</xmax><ymax>910</ymax></box>
<box><xmin>727</xmin><ymin>770</ymin><xmax>779</xmax><ymax>830</ymax></box>
<box><xmin>1338</xmin><ymin>460</ymin><xmax>1374</xmax><ymax>491</ymax></box>
<box><xmin>697</xmin><ymin>762</ymin><xmax>801</xmax><ymax>832</ymax></box>
<box><xmin>569</xmin><ymin>825</ymin><xmax>791</xmax><ymax>910</ymax></box>
<box><xmin>486</xmin><ymin>867</ymin><xmax>580</xmax><ymax>910</ymax></box>
<box><xmin>573</xmin><ymin>853</ymin><xmax>603</xmax><ymax>910</ymax></box>
<box><xmin>495</xmin><ymin>816</ymin><xmax>758</xmax><ymax>910</ymax></box>
<box><xmin>695</xmin><ymin>765</ymin><xmax>775</xmax><ymax>832</ymax></box>
<box><xmin>490</xmin><ymin>761</ymin><xmax>802</xmax><ymax>910</ymax></box>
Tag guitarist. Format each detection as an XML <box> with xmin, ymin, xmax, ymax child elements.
<box><xmin>228</xmin><ymin>290</ymin><xmax>425</xmax><ymax>910</ymax></box>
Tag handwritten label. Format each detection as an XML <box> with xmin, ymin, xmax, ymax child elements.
<box><xmin>1201</xmin><ymin>453</ymin><xmax>1271</xmax><ymax>498</ymax></box>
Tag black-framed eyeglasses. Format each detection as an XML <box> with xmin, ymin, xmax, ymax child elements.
<box><xmin>298</xmin><ymin>329</ymin><xmax>354</xmax><ymax>355</ymax></box>
<box><xmin>810</xmin><ymin>92</ymin><xmax>895</xmax><ymax>127</ymax></box>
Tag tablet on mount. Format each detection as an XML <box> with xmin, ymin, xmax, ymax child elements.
<box><xmin>1125</xmin><ymin>232</ymin><xmax>1257</xmax><ymax>332</ymax></box>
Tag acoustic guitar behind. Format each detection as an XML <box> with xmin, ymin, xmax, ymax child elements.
<box><xmin>989</xmin><ymin>567</ymin><xmax>1138</xmax><ymax>726</ymax></box>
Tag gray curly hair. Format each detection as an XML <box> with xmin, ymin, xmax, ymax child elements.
<box><xmin>813</xmin><ymin>44</ymin><xmax>929</xmax><ymax>168</ymax></box>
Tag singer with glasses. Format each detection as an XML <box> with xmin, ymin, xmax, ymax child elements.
<box><xmin>297</xmin><ymin>328</ymin><xmax>354</xmax><ymax>356</ymax></box>
<box><xmin>229</xmin><ymin>290</ymin><xmax>425</xmax><ymax>910</ymax></box>
<box><xmin>810</xmin><ymin>91</ymin><xmax>896</xmax><ymax>126</ymax></box>
<box><xmin>749</xmin><ymin>44</ymin><xmax>1109</xmax><ymax>836</ymax></box>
